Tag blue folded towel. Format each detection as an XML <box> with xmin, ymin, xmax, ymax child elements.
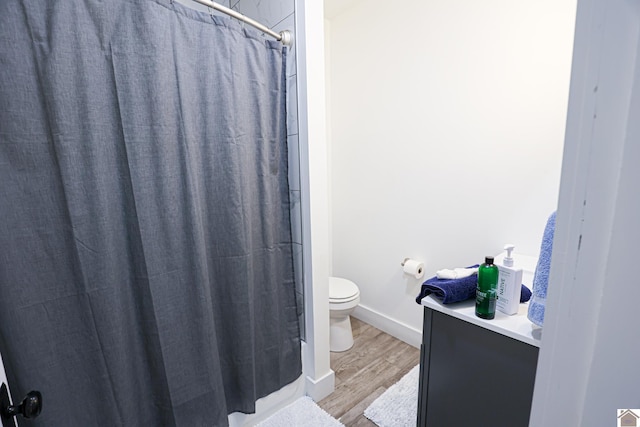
<box><xmin>520</xmin><ymin>284</ymin><xmax>532</xmax><ymax>303</ymax></box>
<box><xmin>415</xmin><ymin>264</ymin><xmax>532</xmax><ymax>305</ymax></box>
<box><xmin>415</xmin><ymin>266</ymin><xmax>479</xmax><ymax>304</ymax></box>
<box><xmin>528</xmin><ymin>211</ymin><xmax>557</xmax><ymax>327</ymax></box>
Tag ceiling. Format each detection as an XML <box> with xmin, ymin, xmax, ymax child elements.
<box><xmin>323</xmin><ymin>0</ymin><xmax>361</xmax><ymax>20</ymax></box>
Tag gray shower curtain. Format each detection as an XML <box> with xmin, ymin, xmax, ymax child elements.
<box><xmin>0</xmin><ymin>1</ymin><xmax>301</xmax><ymax>426</ymax></box>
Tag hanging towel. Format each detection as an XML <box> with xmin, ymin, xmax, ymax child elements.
<box><xmin>416</xmin><ymin>266</ymin><xmax>533</xmax><ymax>305</ymax></box>
<box><xmin>528</xmin><ymin>211</ymin><xmax>557</xmax><ymax>327</ymax></box>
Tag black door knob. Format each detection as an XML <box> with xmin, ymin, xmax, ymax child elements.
<box><xmin>1</xmin><ymin>384</ymin><xmax>42</xmax><ymax>421</ymax></box>
<box><xmin>16</xmin><ymin>391</ymin><xmax>42</xmax><ymax>419</ymax></box>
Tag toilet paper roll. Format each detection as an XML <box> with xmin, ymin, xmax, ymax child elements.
<box><xmin>402</xmin><ymin>259</ymin><xmax>425</xmax><ymax>279</ymax></box>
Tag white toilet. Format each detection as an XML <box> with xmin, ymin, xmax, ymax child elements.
<box><xmin>329</xmin><ymin>277</ymin><xmax>361</xmax><ymax>352</ymax></box>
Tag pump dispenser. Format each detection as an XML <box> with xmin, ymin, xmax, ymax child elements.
<box><xmin>496</xmin><ymin>244</ymin><xmax>523</xmax><ymax>315</ymax></box>
<box><xmin>503</xmin><ymin>244</ymin><xmax>515</xmax><ymax>267</ymax></box>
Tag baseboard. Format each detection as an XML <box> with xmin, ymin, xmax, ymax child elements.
<box><xmin>305</xmin><ymin>368</ymin><xmax>335</xmax><ymax>402</ymax></box>
<box><xmin>352</xmin><ymin>304</ymin><xmax>422</xmax><ymax>348</ymax></box>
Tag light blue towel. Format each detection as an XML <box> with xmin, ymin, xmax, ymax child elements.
<box><xmin>528</xmin><ymin>211</ymin><xmax>557</xmax><ymax>327</ymax></box>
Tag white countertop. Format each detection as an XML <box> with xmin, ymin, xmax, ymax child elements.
<box><xmin>421</xmin><ymin>295</ymin><xmax>542</xmax><ymax>347</ymax></box>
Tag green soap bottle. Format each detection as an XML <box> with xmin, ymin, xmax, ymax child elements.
<box><xmin>476</xmin><ymin>256</ymin><xmax>499</xmax><ymax>319</ymax></box>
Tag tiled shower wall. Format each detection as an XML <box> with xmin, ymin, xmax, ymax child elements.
<box><xmin>173</xmin><ymin>0</ymin><xmax>304</xmax><ymax>334</ymax></box>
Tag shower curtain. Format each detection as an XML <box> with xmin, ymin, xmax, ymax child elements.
<box><xmin>0</xmin><ymin>1</ymin><xmax>301</xmax><ymax>426</ymax></box>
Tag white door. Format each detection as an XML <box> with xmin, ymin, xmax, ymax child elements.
<box><xmin>0</xmin><ymin>351</ymin><xmax>16</xmax><ymax>427</ymax></box>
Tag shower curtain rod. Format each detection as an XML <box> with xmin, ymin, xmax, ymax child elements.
<box><xmin>190</xmin><ymin>0</ymin><xmax>293</xmax><ymax>46</ymax></box>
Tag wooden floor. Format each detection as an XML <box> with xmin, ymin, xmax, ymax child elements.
<box><xmin>318</xmin><ymin>317</ymin><xmax>420</xmax><ymax>426</ymax></box>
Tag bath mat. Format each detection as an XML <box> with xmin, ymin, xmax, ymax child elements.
<box><xmin>364</xmin><ymin>365</ymin><xmax>419</xmax><ymax>427</ymax></box>
<box><xmin>256</xmin><ymin>396</ymin><xmax>344</xmax><ymax>427</ymax></box>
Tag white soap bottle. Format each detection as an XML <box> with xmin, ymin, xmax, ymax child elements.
<box><xmin>496</xmin><ymin>244</ymin><xmax>523</xmax><ymax>315</ymax></box>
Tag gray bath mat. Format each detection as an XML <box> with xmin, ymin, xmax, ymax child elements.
<box><xmin>364</xmin><ymin>365</ymin><xmax>419</xmax><ymax>427</ymax></box>
<box><xmin>256</xmin><ymin>396</ymin><xmax>344</xmax><ymax>427</ymax></box>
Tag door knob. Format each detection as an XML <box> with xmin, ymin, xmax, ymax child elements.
<box><xmin>0</xmin><ymin>384</ymin><xmax>42</xmax><ymax>421</ymax></box>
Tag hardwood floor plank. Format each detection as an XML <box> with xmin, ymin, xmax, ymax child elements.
<box><xmin>381</xmin><ymin>345</ymin><xmax>420</xmax><ymax>388</ymax></box>
<box><xmin>320</xmin><ymin>357</ymin><xmax>401</xmax><ymax>418</ymax></box>
<box><xmin>351</xmin><ymin>415</ymin><xmax>379</xmax><ymax>427</ymax></box>
<box><xmin>318</xmin><ymin>317</ymin><xmax>421</xmax><ymax>425</ymax></box>
<box><xmin>338</xmin><ymin>386</ymin><xmax>385</xmax><ymax>426</ymax></box>
<box><xmin>332</xmin><ymin>333</ymin><xmax>401</xmax><ymax>383</ymax></box>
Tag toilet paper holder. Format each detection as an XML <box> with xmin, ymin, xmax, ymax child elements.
<box><xmin>401</xmin><ymin>258</ymin><xmax>425</xmax><ymax>279</ymax></box>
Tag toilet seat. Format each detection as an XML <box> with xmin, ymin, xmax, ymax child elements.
<box><xmin>329</xmin><ymin>277</ymin><xmax>360</xmax><ymax>303</ymax></box>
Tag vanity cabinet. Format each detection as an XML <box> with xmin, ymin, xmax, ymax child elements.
<box><xmin>417</xmin><ymin>296</ymin><xmax>540</xmax><ymax>426</ymax></box>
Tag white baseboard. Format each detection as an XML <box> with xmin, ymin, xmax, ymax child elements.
<box><xmin>352</xmin><ymin>304</ymin><xmax>422</xmax><ymax>348</ymax></box>
<box><xmin>305</xmin><ymin>368</ymin><xmax>335</xmax><ymax>402</ymax></box>
<box><xmin>299</xmin><ymin>340</ymin><xmax>335</xmax><ymax>401</ymax></box>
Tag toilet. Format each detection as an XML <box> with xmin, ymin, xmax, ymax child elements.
<box><xmin>329</xmin><ymin>277</ymin><xmax>361</xmax><ymax>352</ymax></box>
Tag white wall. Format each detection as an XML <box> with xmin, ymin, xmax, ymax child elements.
<box><xmin>295</xmin><ymin>0</ymin><xmax>334</xmax><ymax>401</ymax></box>
<box><xmin>326</xmin><ymin>0</ymin><xmax>576</xmax><ymax>342</ymax></box>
